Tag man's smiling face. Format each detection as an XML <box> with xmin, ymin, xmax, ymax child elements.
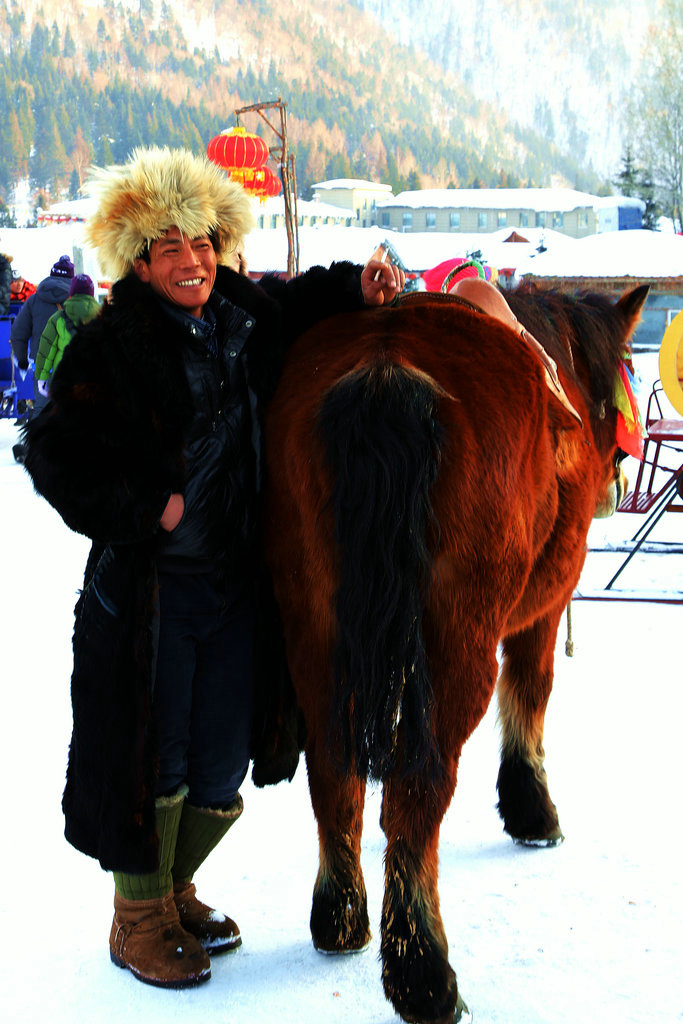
<box><xmin>134</xmin><ymin>226</ymin><xmax>217</xmax><ymax>318</ymax></box>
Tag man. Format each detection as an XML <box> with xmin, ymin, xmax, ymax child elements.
<box><xmin>22</xmin><ymin>146</ymin><xmax>403</xmax><ymax>990</ymax></box>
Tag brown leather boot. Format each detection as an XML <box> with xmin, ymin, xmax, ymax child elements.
<box><xmin>173</xmin><ymin>880</ymin><xmax>241</xmax><ymax>955</ymax></box>
<box><xmin>109</xmin><ymin>891</ymin><xmax>211</xmax><ymax>988</ymax></box>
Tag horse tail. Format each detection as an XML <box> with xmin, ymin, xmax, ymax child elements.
<box><xmin>318</xmin><ymin>359</ymin><xmax>445</xmax><ymax>782</ymax></box>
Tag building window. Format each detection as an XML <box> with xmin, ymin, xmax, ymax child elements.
<box><xmin>450</xmin><ymin>211</ymin><xmax>460</xmax><ymax>229</ymax></box>
<box><xmin>578</xmin><ymin>210</ymin><xmax>588</xmax><ymax>229</ymax></box>
<box><xmin>270</xmin><ymin>215</ymin><xmax>278</xmax><ymax>229</ymax></box>
<box><xmin>520</xmin><ymin>212</ymin><xmax>529</xmax><ymax>227</ymax></box>
<box><xmin>380</xmin><ymin>211</ymin><xmax>390</xmax><ymax>227</ymax></box>
<box><xmin>477</xmin><ymin>211</ymin><xmax>488</xmax><ymax>230</ymax></box>
<box><xmin>426</xmin><ymin>211</ymin><xmax>436</xmax><ymax>230</ymax></box>
<box><xmin>536</xmin><ymin>212</ymin><xmax>546</xmax><ymax>228</ymax></box>
<box><xmin>497</xmin><ymin>211</ymin><xmax>507</xmax><ymax>228</ymax></box>
<box><xmin>552</xmin><ymin>212</ymin><xmax>564</xmax><ymax>229</ymax></box>
<box><xmin>402</xmin><ymin>211</ymin><xmax>413</xmax><ymax>230</ymax></box>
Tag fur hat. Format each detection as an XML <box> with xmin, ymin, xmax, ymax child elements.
<box><xmin>69</xmin><ymin>273</ymin><xmax>95</xmax><ymax>297</ymax></box>
<box><xmin>84</xmin><ymin>146</ymin><xmax>255</xmax><ymax>281</ymax></box>
<box><xmin>51</xmin><ymin>255</ymin><xmax>75</xmax><ymax>278</ymax></box>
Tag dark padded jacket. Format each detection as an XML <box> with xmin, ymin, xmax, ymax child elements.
<box><xmin>22</xmin><ymin>260</ymin><xmax>365</xmax><ymax>872</ymax></box>
<box><xmin>0</xmin><ymin>254</ymin><xmax>11</xmax><ymax>315</ymax></box>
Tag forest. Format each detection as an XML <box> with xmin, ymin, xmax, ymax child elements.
<box><xmin>0</xmin><ymin>0</ymin><xmax>604</xmax><ymax>223</ymax></box>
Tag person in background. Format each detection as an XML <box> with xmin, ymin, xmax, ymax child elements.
<box><xmin>34</xmin><ymin>274</ymin><xmax>100</xmax><ymax>396</ymax></box>
<box><xmin>20</xmin><ymin>146</ymin><xmax>404</xmax><ymax>992</ymax></box>
<box><xmin>10</xmin><ymin>254</ymin><xmax>74</xmax><ymax>460</ymax></box>
<box><xmin>10</xmin><ymin>271</ymin><xmax>37</xmax><ymax>306</ymax></box>
<box><xmin>0</xmin><ymin>246</ymin><xmax>12</xmax><ymax>315</ymax></box>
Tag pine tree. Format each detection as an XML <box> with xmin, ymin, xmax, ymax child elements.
<box><xmin>614</xmin><ymin>147</ymin><xmax>639</xmax><ymax>196</ymax></box>
<box><xmin>615</xmin><ymin>147</ymin><xmax>661</xmax><ymax>230</ymax></box>
<box><xmin>63</xmin><ymin>27</ymin><xmax>76</xmax><ymax>58</ymax></box>
<box><xmin>7</xmin><ymin>110</ymin><xmax>28</xmax><ymax>178</ymax></box>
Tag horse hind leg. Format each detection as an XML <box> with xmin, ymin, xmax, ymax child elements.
<box><xmin>380</xmin><ymin>763</ymin><xmax>470</xmax><ymax>1024</ymax></box>
<box><xmin>497</xmin><ymin>612</ymin><xmax>565</xmax><ymax>846</ymax></box>
<box><xmin>306</xmin><ymin>746</ymin><xmax>371</xmax><ymax>954</ymax></box>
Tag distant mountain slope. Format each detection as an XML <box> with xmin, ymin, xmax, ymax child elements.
<box><xmin>0</xmin><ymin>0</ymin><xmax>612</xmax><ymax>211</ymax></box>
<box><xmin>353</xmin><ymin>0</ymin><xmax>658</xmax><ymax>176</ymax></box>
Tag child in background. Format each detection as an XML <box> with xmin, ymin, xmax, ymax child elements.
<box><xmin>35</xmin><ymin>274</ymin><xmax>100</xmax><ymax>396</ymax></box>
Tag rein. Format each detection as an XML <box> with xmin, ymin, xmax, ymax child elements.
<box><xmin>398</xmin><ymin>291</ymin><xmax>481</xmax><ymax>313</ymax></box>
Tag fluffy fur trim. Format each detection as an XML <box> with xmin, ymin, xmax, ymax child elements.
<box><xmin>84</xmin><ymin>146</ymin><xmax>255</xmax><ymax>281</ymax></box>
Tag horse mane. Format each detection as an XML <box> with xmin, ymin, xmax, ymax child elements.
<box><xmin>505</xmin><ymin>281</ymin><xmax>636</xmax><ymax>421</ymax></box>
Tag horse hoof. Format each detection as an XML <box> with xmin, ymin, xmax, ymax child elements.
<box><xmin>454</xmin><ymin>991</ymin><xmax>473</xmax><ymax>1023</ymax></box>
<box><xmin>514</xmin><ymin>828</ymin><xmax>565</xmax><ymax>848</ymax></box>
<box><xmin>414</xmin><ymin>992</ymin><xmax>472</xmax><ymax>1024</ymax></box>
<box><xmin>398</xmin><ymin>988</ymin><xmax>472</xmax><ymax>1024</ymax></box>
<box><xmin>314</xmin><ymin>939</ymin><xmax>371</xmax><ymax>956</ymax></box>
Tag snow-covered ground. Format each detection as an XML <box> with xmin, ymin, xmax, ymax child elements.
<box><xmin>0</xmin><ymin>312</ymin><xmax>680</xmax><ymax>1024</ymax></box>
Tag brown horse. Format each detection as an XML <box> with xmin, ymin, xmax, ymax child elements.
<box><xmin>264</xmin><ymin>282</ymin><xmax>648</xmax><ymax>1024</ymax></box>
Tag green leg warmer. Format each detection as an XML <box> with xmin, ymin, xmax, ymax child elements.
<box><xmin>113</xmin><ymin>789</ymin><xmax>186</xmax><ymax>901</ymax></box>
<box><xmin>172</xmin><ymin>794</ymin><xmax>244</xmax><ymax>885</ymax></box>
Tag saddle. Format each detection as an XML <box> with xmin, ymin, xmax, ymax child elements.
<box><xmin>400</xmin><ymin>287</ymin><xmax>583</xmax><ymax>425</ymax></box>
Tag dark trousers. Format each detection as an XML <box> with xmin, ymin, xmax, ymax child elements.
<box><xmin>153</xmin><ymin>571</ymin><xmax>254</xmax><ymax>808</ymax></box>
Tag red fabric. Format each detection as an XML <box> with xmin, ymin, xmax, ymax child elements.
<box><xmin>10</xmin><ymin>279</ymin><xmax>36</xmax><ymax>303</ymax></box>
<box><xmin>615</xmin><ymin>362</ymin><xmax>644</xmax><ymax>460</ymax></box>
<box><xmin>616</xmin><ymin>412</ymin><xmax>642</xmax><ymax>459</ymax></box>
<box><xmin>421</xmin><ymin>258</ymin><xmax>481</xmax><ymax>293</ymax></box>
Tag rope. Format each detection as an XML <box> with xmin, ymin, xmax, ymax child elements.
<box><xmin>565</xmin><ymin>601</ymin><xmax>574</xmax><ymax>657</ymax></box>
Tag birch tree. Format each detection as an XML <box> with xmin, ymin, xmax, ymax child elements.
<box><xmin>630</xmin><ymin>0</ymin><xmax>683</xmax><ymax>230</ymax></box>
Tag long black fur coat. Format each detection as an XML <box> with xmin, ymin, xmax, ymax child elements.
<box><xmin>23</xmin><ymin>261</ymin><xmax>365</xmax><ymax>872</ymax></box>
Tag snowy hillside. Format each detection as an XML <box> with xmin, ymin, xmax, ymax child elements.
<box><xmin>354</xmin><ymin>0</ymin><xmax>658</xmax><ymax>176</ymax></box>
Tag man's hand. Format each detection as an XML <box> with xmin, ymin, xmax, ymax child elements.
<box><xmin>160</xmin><ymin>493</ymin><xmax>185</xmax><ymax>532</ymax></box>
<box><xmin>360</xmin><ymin>258</ymin><xmax>405</xmax><ymax>306</ymax></box>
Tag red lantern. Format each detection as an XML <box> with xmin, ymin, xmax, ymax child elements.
<box><xmin>207</xmin><ymin>127</ymin><xmax>269</xmax><ymax>171</ymax></box>
<box><xmin>226</xmin><ymin>166</ymin><xmax>266</xmax><ymax>194</ymax></box>
<box><xmin>263</xmin><ymin>166</ymin><xmax>282</xmax><ymax>197</ymax></box>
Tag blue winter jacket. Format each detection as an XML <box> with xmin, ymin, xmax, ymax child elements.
<box><xmin>10</xmin><ymin>274</ymin><xmax>72</xmax><ymax>365</ymax></box>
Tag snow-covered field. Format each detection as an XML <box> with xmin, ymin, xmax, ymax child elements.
<box><xmin>0</xmin><ymin>335</ymin><xmax>680</xmax><ymax>1024</ymax></box>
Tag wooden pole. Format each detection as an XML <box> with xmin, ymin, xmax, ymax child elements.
<box><xmin>233</xmin><ymin>98</ymin><xmax>300</xmax><ymax>276</ymax></box>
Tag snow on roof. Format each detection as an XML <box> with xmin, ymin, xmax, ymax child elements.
<box><xmin>243</xmin><ymin>225</ymin><xmax>575</xmax><ymax>274</ymax></box>
<box><xmin>39</xmin><ymin>197</ymin><xmax>99</xmax><ymax>219</ymax></box>
<box><xmin>517</xmin><ymin>229</ymin><xmax>683</xmax><ymax>278</ymax></box>
<box><xmin>245</xmin><ymin>225</ymin><xmax>387</xmax><ymax>274</ymax></box>
<box><xmin>257</xmin><ymin>196</ymin><xmax>354</xmax><ymax>220</ymax></box>
<box><xmin>593</xmin><ymin>195</ymin><xmax>645</xmax><ymax>211</ymax></box>
<box><xmin>377</xmin><ymin>188</ymin><xmax>642</xmax><ymax>213</ymax></box>
<box><xmin>312</xmin><ymin>179</ymin><xmax>394</xmax><ymax>192</ymax></box>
